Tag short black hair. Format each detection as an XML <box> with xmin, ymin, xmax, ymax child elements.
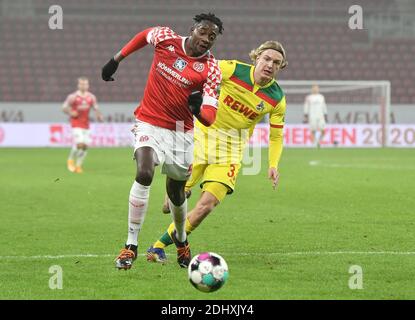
<box><xmin>193</xmin><ymin>13</ymin><xmax>224</xmax><ymax>34</ymax></box>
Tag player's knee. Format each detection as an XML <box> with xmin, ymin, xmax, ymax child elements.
<box><xmin>135</xmin><ymin>168</ymin><xmax>154</xmax><ymax>186</ymax></box>
<box><xmin>167</xmin><ymin>190</ymin><xmax>185</xmax><ymax>207</ymax></box>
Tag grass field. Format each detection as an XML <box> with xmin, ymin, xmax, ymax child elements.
<box><xmin>0</xmin><ymin>147</ymin><xmax>414</xmax><ymax>300</ymax></box>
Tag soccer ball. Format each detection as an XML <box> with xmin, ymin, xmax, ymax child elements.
<box><xmin>188</xmin><ymin>252</ymin><xmax>229</xmax><ymax>292</ymax></box>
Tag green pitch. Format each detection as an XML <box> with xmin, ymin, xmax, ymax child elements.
<box><xmin>1</xmin><ymin>147</ymin><xmax>414</xmax><ymax>299</ymax></box>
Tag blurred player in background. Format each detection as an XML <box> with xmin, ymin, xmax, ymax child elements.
<box><xmin>101</xmin><ymin>13</ymin><xmax>223</xmax><ymax>270</ymax></box>
<box><xmin>303</xmin><ymin>84</ymin><xmax>328</xmax><ymax>148</ymax></box>
<box><xmin>62</xmin><ymin>77</ymin><xmax>103</xmax><ymax>173</ymax></box>
<box><xmin>147</xmin><ymin>41</ymin><xmax>288</xmax><ymax>264</ymax></box>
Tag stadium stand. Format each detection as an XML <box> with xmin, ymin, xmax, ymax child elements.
<box><xmin>0</xmin><ymin>0</ymin><xmax>414</xmax><ymax>103</ymax></box>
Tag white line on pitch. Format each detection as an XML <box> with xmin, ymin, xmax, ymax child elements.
<box><xmin>1</xmin><ymin>251</ymin><xmax>415</xmax><ymax>260</ymax></box>
<box><xmin>308</xmin><ymin>160</ymin><xmax>415</xmax><ymax>170</ymax></box>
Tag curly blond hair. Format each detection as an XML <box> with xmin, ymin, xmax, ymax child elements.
<box><xmin>249</xmin><ymin>41</ymin><xmax>288</xmax><ymax>69</ymax></box>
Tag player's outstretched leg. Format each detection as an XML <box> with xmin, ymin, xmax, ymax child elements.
<box><xmin>166</xmin><ymin>177</ymin><xmax>191</xmax><ymax>268</ymax></box>
<box><xmin>149</xmin><ymin>184</ymin><xmax>225</xmax><ymax>265</ymax></box>
<box><xmin>146</xmin><ymin>218</ymin><xmax>194</xmax><ymax>264</ymax></box>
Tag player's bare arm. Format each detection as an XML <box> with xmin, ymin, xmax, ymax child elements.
<box><xmin>268</xmin><ymin>167</ymin><xmax>280</xmax><ymax>190</ymax></box>
<box><xmin>62</xmin><ymin>98</ymin><xmax>78</xmax><ymax>118</ymax></box>
<box><xmin>92</xmin><ymin>101</ymin><xmax>104</xmax><ymax>122</ymax></box>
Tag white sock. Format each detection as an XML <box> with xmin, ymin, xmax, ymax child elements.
<box><xmin>126</xmin><ymin>181</ymin><xmax>150</xmax><ymax>246</ymax></box>
<box><xmin>169</xmin><ymin>198</ymin><xmax>187</xmax><ymax>243</ymax></box>
<box><xmin>68</xmin><ymin>146</ymin><xmax>77</xmax><ymax>161</ymax></box>
<box><xmin>75</xmin><ymin>149</ymin><xmax>87</xmax><ymax>167</ymax></box>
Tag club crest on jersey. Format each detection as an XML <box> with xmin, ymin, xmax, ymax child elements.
<box><xmin>173</xmin><ymin>58</ymin><xmax>187</xmax><ymax>72</ymax></box>
<box><xmin>256</xmin><ymin>101</ymin><xmax>265</xmax><ymax>112</ymax></box>
<box><xmin>192</xmin><ymin>62</ymin><xmax>205</xmax><ymax>72</ymax></box>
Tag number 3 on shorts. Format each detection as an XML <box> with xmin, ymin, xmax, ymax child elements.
<box><xmin>227</xmin><ymin>164</ymin><xmax>236</xmax><ymax>178</ymax></box>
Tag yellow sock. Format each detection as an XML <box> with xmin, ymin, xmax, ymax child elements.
<box><xmin>153</xmin><ymin>219</ymin><xmax>195</xmax><ymax>249</ymax></box>
<box><xmin>185</xmin><ymin>218</ymin><xmax>195</xmax><ymax>233</ymax></box>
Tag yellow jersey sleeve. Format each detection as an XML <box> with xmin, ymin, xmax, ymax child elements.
<box><xmin>268</xmin><ymin>95</ymin><xmax>286</xmax><ymax>169</ymax></box>
<box><xmin>218</xmin><ymin>60</ymin><xmax>237</xmax><ymax>82</ymax></box>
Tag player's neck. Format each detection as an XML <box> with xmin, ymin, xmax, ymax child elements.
<box><xmin>254</xmin><ymin>76</ymin><xmax>271</xmax><ymax>87</ymax></box>
<box><xmin>77</xmin><ymin>90</ymin><xmax>88</xmax><ymax>96</ymax></box>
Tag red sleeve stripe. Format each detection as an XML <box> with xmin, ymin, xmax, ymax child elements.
<box><xmin>270</xmin><ymin>124</ymin><xmax>284</xmax><ymax>128</ymax></box>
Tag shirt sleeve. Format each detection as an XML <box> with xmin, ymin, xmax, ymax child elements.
<box><xmin>201</xmin><ymin>58</ymin><xmax>222</xmax><ymax>108</ymax></box>
<box><xmin>120</xmin><ymin>28</ymin><xmax>153</xmax><ymax>57</ymax></box>
<box><xmin>147</xmin><ymin>26</ymin><xmax>179</xmax><ymax>47</ymax></box>
<box><xmin>218</xmin><ymin>60</ymin><xmax>237</xmax><ymax>81</ymax></box>
<box><xmin>269</xmin><ymin>95</ymin><xmax>287</xmax><ymax>169</ymax></box>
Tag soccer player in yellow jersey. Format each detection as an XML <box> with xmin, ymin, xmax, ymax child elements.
<box><xmin>147</xmin><ymin>41</ymin><xmax>288</xmax><ymax>264</ymax></box>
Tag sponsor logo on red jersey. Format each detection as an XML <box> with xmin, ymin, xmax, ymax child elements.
<box><xmin>173</xmin><ymin>57</ymin><xmax>188</xmax><ymax>72</ymax></box>
<box><xmin>193</xmin><ymin>62</ymin><xmax>205</xmax><ymax>72</ymax></box>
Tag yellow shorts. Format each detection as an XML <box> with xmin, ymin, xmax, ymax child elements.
<box><xmin>185</xmin><ymin>163</ymin><xmax>241</xmax><ymax>195</ymax></box>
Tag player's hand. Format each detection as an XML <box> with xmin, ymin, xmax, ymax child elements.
<box><xmin>102</xmin><ymin>58</ymin><xmax>119</xmax><ymax>81</ymax></box>
<box><xmin>188</xmin><ymin>91</ymin><xmax>203</xmax><ymax>116</ymax></box>
<box><xmin>97</xmin><ymin>114</ymin><xmax>104</xmax><ymax>122</ymax></box>
<box><xmin>268</xmin><ymin>167</ymin><xmax>280</xmax><ymax>190</ymax></box>
<box><xmin>70</xmin><ymin>110</ymin><xmax>78</xmax><ymax>118</ymax></box>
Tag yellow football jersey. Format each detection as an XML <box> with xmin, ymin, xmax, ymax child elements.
<box><xmin>194</xmin><ymin>60</ymin><xmax>286</xmax><ymax>167</ymax></box>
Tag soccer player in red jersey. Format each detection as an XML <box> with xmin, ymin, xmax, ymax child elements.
<box><xmin>62</xmin><ymin>77</ymin><xmax>103</xmax><ymax>173</ymax></box>
<box><xmin>101</xmin><ymin>13</ymin><xmax>224</xmax><ymax>269</ymax></box>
